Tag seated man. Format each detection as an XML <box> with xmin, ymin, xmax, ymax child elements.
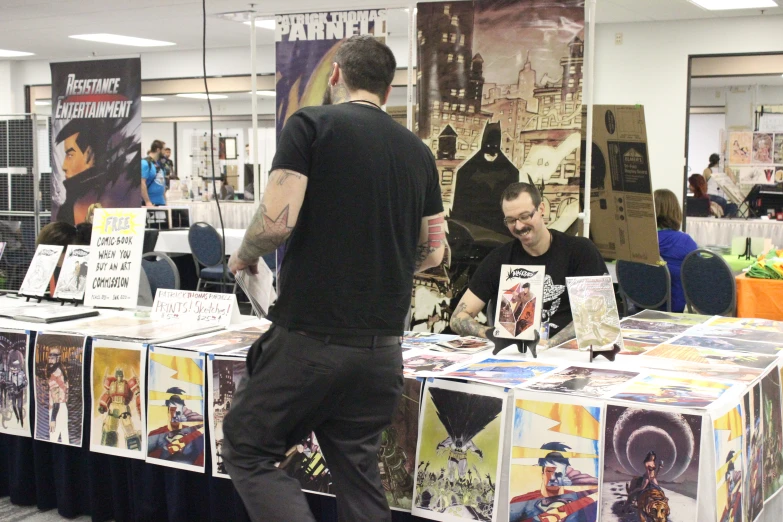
<box><xmin>450</xmin><ymin>182</ymin><xmax>607</xmax><ymax>348</ymax></box>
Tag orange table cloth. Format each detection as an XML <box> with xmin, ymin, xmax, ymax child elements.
<box><xmin>736</xmin><ymin>274</ymin><xmax>783</xmax><ymax>320</ymax></box>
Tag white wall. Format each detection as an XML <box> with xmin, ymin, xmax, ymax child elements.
<box><xmin>687</xmin><ymin>113</ymin><xmax>725</xmax><ymax>175</ymax></box>
<box><xmin>594</xmin><ymin>15</ymin><xmax>783</xmax><ymax>201</ymax></box>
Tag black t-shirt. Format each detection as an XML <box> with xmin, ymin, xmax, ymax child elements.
<box><xmin>468</xmin><ymin>230</ymin><xmax>607</xmax><ymax>338</ymax></box>
<box><xmin>267</xmin><ymin>103</ymin><xmax>443</xmax><ymax>335</ymax></box>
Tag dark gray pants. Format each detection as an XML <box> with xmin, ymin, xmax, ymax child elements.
<box><xmin>222</xmin><ymin>325</ymin><xmax>403</xmax><ymax>522</ymax></box>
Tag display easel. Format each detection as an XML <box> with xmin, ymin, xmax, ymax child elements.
<box><xmin>492</xmin><ymin>330</ymin><xmax>540</xmax><ymax>358</ymax></box>
<box><xmin>589</xmin><ymin>343</ymin><xmax>621</xmax><ymax>362</ymax></box>
<box><xmin>738</xmin><ymin>237</ymin><xmax>753</xmax><ymax>260</ymax></box>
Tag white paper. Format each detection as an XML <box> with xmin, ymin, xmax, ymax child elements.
<box><xmin>151</xmin><ymin>289</ymin><xmax>241</xmax><ymax>326</ymax></box>
<box><xmin>18</xmin><ymin>244</ymin><xmax>64</xmax><ymax>297</ymax></box>
<box><xmin>235</xmin><ymin>261</ymin><xmax>277</xmax><ymax>317</ymax></box>
<box><xmin>84</xmin><ymin>208</ymin><xmax>146</xmax><ymax>309</ymax></box>
<box><xmin>54</xmin><ymin>245</ymin><xmax>91</xmax><ymax>301</ymax></box>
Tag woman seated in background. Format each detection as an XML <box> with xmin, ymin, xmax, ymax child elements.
<box><xmin>688</xmin><ymin>173</ymin><xmax>723</xmax><ymax>218</ymax></box>
<box><xmin>654</xmin><ymin>189</ymin><xmax>698</xmax><ymax>313</ymax></box>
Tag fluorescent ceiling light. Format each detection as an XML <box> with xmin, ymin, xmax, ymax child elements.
<box><xmin>34</xmin><ymin>100</ymin><xmax>51</xmax><ymax>106</ymax></box>
<box><xmin>176</xmin><ymin>93</ymin><xmax>228</xmax><ymax>100</ymax></box>
<box><xmin>141</xmin><ymin>96</ymin><xmax>164</xmax><ymax>102</ymax></box>
<box><xmin>249</xmin><ymin>90</ymin><xmax>276</xmax><ymax>96</ymax></box>
<box><xmin>69</xmin><ymin>34</ymin><xmax>175</xmax><ymax>47</ymax></box>
<box><xmin>244</xmin><ymin>19</ymin><xmax>276</xmax><ymax>30</ymax></box>
<box><xmin>0</xmin><ymin>49</ymin><xmax>34</xmax><ymax>57</ymax></box>
<box><xmin>687</xmin><ymin>0</ymin><xmax>777</xmax><ymax>10</ymax></box>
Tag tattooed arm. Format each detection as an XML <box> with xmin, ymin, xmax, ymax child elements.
<box><xmin>228</xmin><ymin>169</ymin><xmax>308</xmax><ymax>274</ymax></box>
<box><xmin>449</xmin><ymin>289</ymin><xmax>491</xmax><ymax>338</ymax></box>
<box><xmin>414</xmin><ymin>213</ymin><xmax>447</xmax><ymax>273</ymax></box>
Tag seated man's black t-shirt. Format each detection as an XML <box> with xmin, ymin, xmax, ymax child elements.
<box><xmin>267</xmin><ymin>103</ymin><xmax>443</xmax><ymax>336</ymax></box>
<box><xmin>468</xmin><ymin>229</ymin><xmax>607</xmax><ymax>338</ymax></box>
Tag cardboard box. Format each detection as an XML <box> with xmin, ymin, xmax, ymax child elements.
<box><xmin>583</xmin><ymin>105</ymin><xmax>660</xmax><ymax>264</ymax></box>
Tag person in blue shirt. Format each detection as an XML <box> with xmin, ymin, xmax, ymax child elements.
<box><xmin>141</xmin><ymin>140</ymin><xmax>167</xmax><ymax>207</ymax></box>
<box><xmin>654</xmin><ymin>189</ymin><xmax>697</xmax><ymax>312</ymax></box>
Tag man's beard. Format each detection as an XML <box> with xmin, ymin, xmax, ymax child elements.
<box><xmin>47</xmin><ymin>362</ymin><xmax>61</xmax><ymax>376</ymax></box>
<box><xmin>322</xmin><ymin>86</ymin><xmax>332</xmax><ymax>106</ymax></box>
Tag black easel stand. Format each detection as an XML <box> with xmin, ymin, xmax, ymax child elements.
<box><xmin>739</xmin><ymin>237</ymin><xmax>753</xmax><ymax>260</ymax></box>
<box><xmin>516</xmin><ymin>329</ymin><xmax>539</xmax><ymax>358</ymax></box>
<box><xmin>57</xmin><ymin>298</ymin><xmax>82</xmax><ymax>307</ymax></box>
<box><xmin>589</xmin><ymin>343</ymin><xmax>621</xmax><ymax>362</ymax></box>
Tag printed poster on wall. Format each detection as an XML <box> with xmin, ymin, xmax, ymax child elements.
<box><xmin>208</xmin><ymin>355</ymin><xmax>244</xmax><ymax>478</ymax></box>
<box><xmin>275</xmin><ymin>9</ymin><xmax>387</xmax><ymax>135</ymax></box>
<box><xmin>33</xmin><ymin>333</ymin><xmax>86</xmax><ymax>446</ymax></box>
<box><xmin>50</xmin><ymin>58</ymin><xmax>142</xmax><ymax>225</ymax></box>
<box><xmin>0</xmin><ymin>330</ymin><xmax>31</xmax><ymax>437</ymax></box>
<box><xmin>413</xmin><ymin>0</ymin><xmax>585</xmax><ymax>333</ymax></box>
<box><xmin>89</xmin><ymin>340</ymin><xmax>147</xmax><ymax>459</ymax></box>
<box><xmin>83</xmin><ymin>208</ymin><xmax>145</xmax><ymax>308</ymax></box>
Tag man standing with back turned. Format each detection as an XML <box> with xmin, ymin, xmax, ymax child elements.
<box><xmin>222</xmin><ymin>35</ymin><xmax>446</xmax><ymax>522</ymax></box>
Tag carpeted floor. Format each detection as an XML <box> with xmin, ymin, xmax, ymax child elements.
<box><xmin>0</xmin><ymin>497</ymin><xmax>93</xmax><ymax>521</ymax></box>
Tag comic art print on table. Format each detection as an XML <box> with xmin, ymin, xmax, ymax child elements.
<box><xmin>509</xmin><ymin>391</ymin><xmax>601</xmax><ymax>522</ymax></box>
<box><xmin>278</xmin><ymin>431</ymin><xmax>334</xmax><ymax>496</ymax></box>
<box><xmin>413</xmin><ymin>379</ymin><xmax>508</xmax><ymax>522</ymax></box>
<box><xmin>601</xmin><ymin>404</ymin><xmax>703</xmax><ymax>522</ymax></box>
<box><xmin>441</xmin><ymin>357</ymin><xmax>558</xmax><ymax>388</ymax></box>
<box><xmin>641</xmin><ymin>344</ymin><xmax>777</xmax><ymax>370</ymax></box>
<box><xmin>760</xmin><ymin>367</ymin><xmax>783</xmax><ymax>501</ymax></box>
<box><xmin>743</xmin><ymin>383</ymin><xmax>764</xmax><ymax>522</ymax></box>
<box><xmin>33</xmin><ymin>333</ymin><xmax>86</xmax><ymax>446</ymax></box>
<box><xmin>146</xmin><ymin>347</ymin><xmax>205</xmax><ymax>473</ymax></box>
<box><xmin>493</xmin><ymin>265</ymin><xmax>544</xmax><ymax>341</ymax></box>
<box><xmin>379</xmin><ymin>377</ymin><xmax>422</xmax><ymax>511</ymax></box>
<box><xmin>566</xmin><ymin>275</ymin><xmax>623</xmax><ymax>352</ymax></box>
<box><xmin>611</xmin><ymin>373</ymin><xmax>735</xmax><ymax>409</ymax></box>
<box><xmin>713</xmin><ymin>401</ymin><xmax>743</xmax><ymax>522</ymax></box>
<box><xmin>89</xmin><ymin>339</ymin><xmax>146</xmax><ymax>459</ymax></box>
<box><xmin>208</xmin><ymin>355</ymin><xmax>245</xmax><ymax>478</ymax></box>
<box><xmin>0</xmin><ymin>330</ymin><xmax>31</xmax><ymax>437</ymax></box>
<box><xmin>525</xmin><ymin>366</ymin><xmax>638</xmax><ymax>398</ymax></box>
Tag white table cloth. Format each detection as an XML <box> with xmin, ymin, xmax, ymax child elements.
<box><xmin>686</xmin><ymin>217</ymin><xmax>783</xmax><ymax>248</ymax></box>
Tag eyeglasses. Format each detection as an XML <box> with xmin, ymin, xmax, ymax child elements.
<box><xmin>503</xmin><ymin>209</ymin><xmax>537</xmax><ymax>227</ymax></box>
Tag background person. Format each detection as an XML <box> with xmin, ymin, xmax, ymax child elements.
<box><xmin>654</xmin><ymin>189</ymin><xmax>697</xmax><ymax>313</ymax></box>
<box><xmin>703</xmin><ymin>153</ymin><xmax>737</xmax><ymax>217</ymax></box>
<box><xmin>141</xmin><ymin>140</ymin><xmax>167</xmax><ymax>207</ymax></box>
<box><xmin>688</xmin><ymin>173</ymin><xmax>723</xmax><ymax>218</ymax></box>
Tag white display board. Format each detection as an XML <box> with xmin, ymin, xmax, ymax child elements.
<box><xmin>83</xmin><ymin>208</ymin><xmax>146</xmax><ymax>309</ymax></box>
<box><xmin>151</xmin><ymin>289</ymin><xmax>241</xmax><ymax>326</ymax></box>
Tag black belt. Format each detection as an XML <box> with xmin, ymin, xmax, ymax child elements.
<box><xmin>293</xmin><ymin>330</ymin><xmax>400</xmax><ymax>348</ymax></box>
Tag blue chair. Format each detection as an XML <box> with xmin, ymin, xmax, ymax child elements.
<box><xmin>141</xmin><ymin>251</ymin><xmax>180</xmax><ymax>298</ymax></box>
<box><xmin>681</xmin><ymin>249</ymin><xmax>736</xmax><ymax>316</ymax></box>
<box><xmin>616</xmin><ymin>260</ymin><xmax>671</xmax><ymax>315</ymax></box>
<box><xmin>187</xmin><ymin>222</ymin><xmax>236</xmax><ymax>293</ymax></box>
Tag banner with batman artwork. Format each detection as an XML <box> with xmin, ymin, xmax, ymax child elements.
<box><xmin>413</xmin><ymin>0</ymin><xmax>585</xmax><ymax>333</ymax></box>
<box><xmin>274</xmin><ymin>10</ymin><xmax>387</xmax><ymax>136</ymax></box>
<box><xmin>50</xmin><ymin>58</ymin><xmax>142</xmax><ymax>225</ymax></box>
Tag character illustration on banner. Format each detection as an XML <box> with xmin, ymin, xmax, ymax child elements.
<box><xmin>713</xmin><ymin>403</ymin><xmax>743</xmax><ymax>522</ymax></box>
<box><xmin>277</xmin><ymin>432</ymin><xmax>333</xmax><ymax>494</ymax></box>
<box><xmin>379</xmin><ymin>427</ymin><xmax>413</xmax><ymax>506</ymax></box>
<box><xmin>602</xmin><ymin>405</ymin><xmax>702</xmax><ymax>522</ymax></box>
<box><xmin>761</xmin><ymin>368</ymin><xmax>783</xmax><ymax>500</ymax></box>
<box><xmin>0</xmin><ymin>332</ymin><xmax>28</xmax><ymax>433</ymax></box>
<box><xmin>148</xmin><ymin>387</ymin><xmax>205</xmax><ymax>465</ymax></box>
<box><xmin>415</xmin><ymin>385</ymin><xmax>504</xmax><ymax>521</ymax></box>
<box><xmin>98</xmin><ymin>367</ymin><xmax>141</xmax><ymax>450</ymax></box>
<box><xmin>46</xmin><ymin>347</ymin><xmax>70</xmax><ymax>443</ymax></box>
<box><xmin>510</xmin><ymin>397</ymin><xmax>600</xmax><ymax>522</ymax></box>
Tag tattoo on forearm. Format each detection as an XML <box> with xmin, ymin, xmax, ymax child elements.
<box><xmin>428</xmin><ymin>216</ymin><xmax>446</xmax><ymax>249</ymax></box>
<box><xmin>414</xmin><ymin>242</ymin><xmax>435</xmax><ymax>272</ymax></box>
<box><xmin>271</xmin><ymin>169</ymin><xmax>303</xmax><ymax>186</ymax></box>
<box><xmin>450</xmin><ymin>302</ymin><xmax>490</xmax><ymax>338</ymax></box>
<box><xmin>237</xmin><ymin>203</ymin><xmax>294</xmax><ymax>261</ymax></box>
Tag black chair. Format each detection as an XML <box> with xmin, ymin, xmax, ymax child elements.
<box><xmin>187</xmin><ymin>222</ymin><xmax>236</xmax><ymax>293</ymax></box>
<box><xmin>142</xmin><ymin>229</ymin><xmax>160</xmax><ymax>254</ymax></box>
<box><xmin>681</xmin><ymin>249</ymin><xmax>736</xmax><ymax>316</ymax></box>
<box><xmin>141</xmin><ymin>251</ymin><xmax>180</xmax><ymax>297</ymax></box>
<box><xmin>616</xmin><ymin>260</ymin><xmax>671</xmax><ymax>315</ymax></box>
<box><xmin>686</xmin><ymin>197</ymin><xmax>711</xmax><ymax>217</ymax></box>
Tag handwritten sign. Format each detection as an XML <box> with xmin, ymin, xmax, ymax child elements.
<box><xmin>151</xmin><ymin>289</ymin><xmax>241</xmax><ymax>326</ymax></box>
<box><xmin>19</xmin><ymin>244</ymin><xmax>64</xmax><ymax>297</ymax></box>
<box><xmin>54</xmin><ymin>245</ymin><xmax>91</xmax><ymax>300</ymax></box>
<box><xmin>83</xmin><ymin>208</ymin><xmax>145</xmax><ymax>308</ymax></box>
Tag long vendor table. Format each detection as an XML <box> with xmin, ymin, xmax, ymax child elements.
<box><xmin>0</xmin><ymin>303</ymin><xmax>782</xmax><ymax>522</ymax></box>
